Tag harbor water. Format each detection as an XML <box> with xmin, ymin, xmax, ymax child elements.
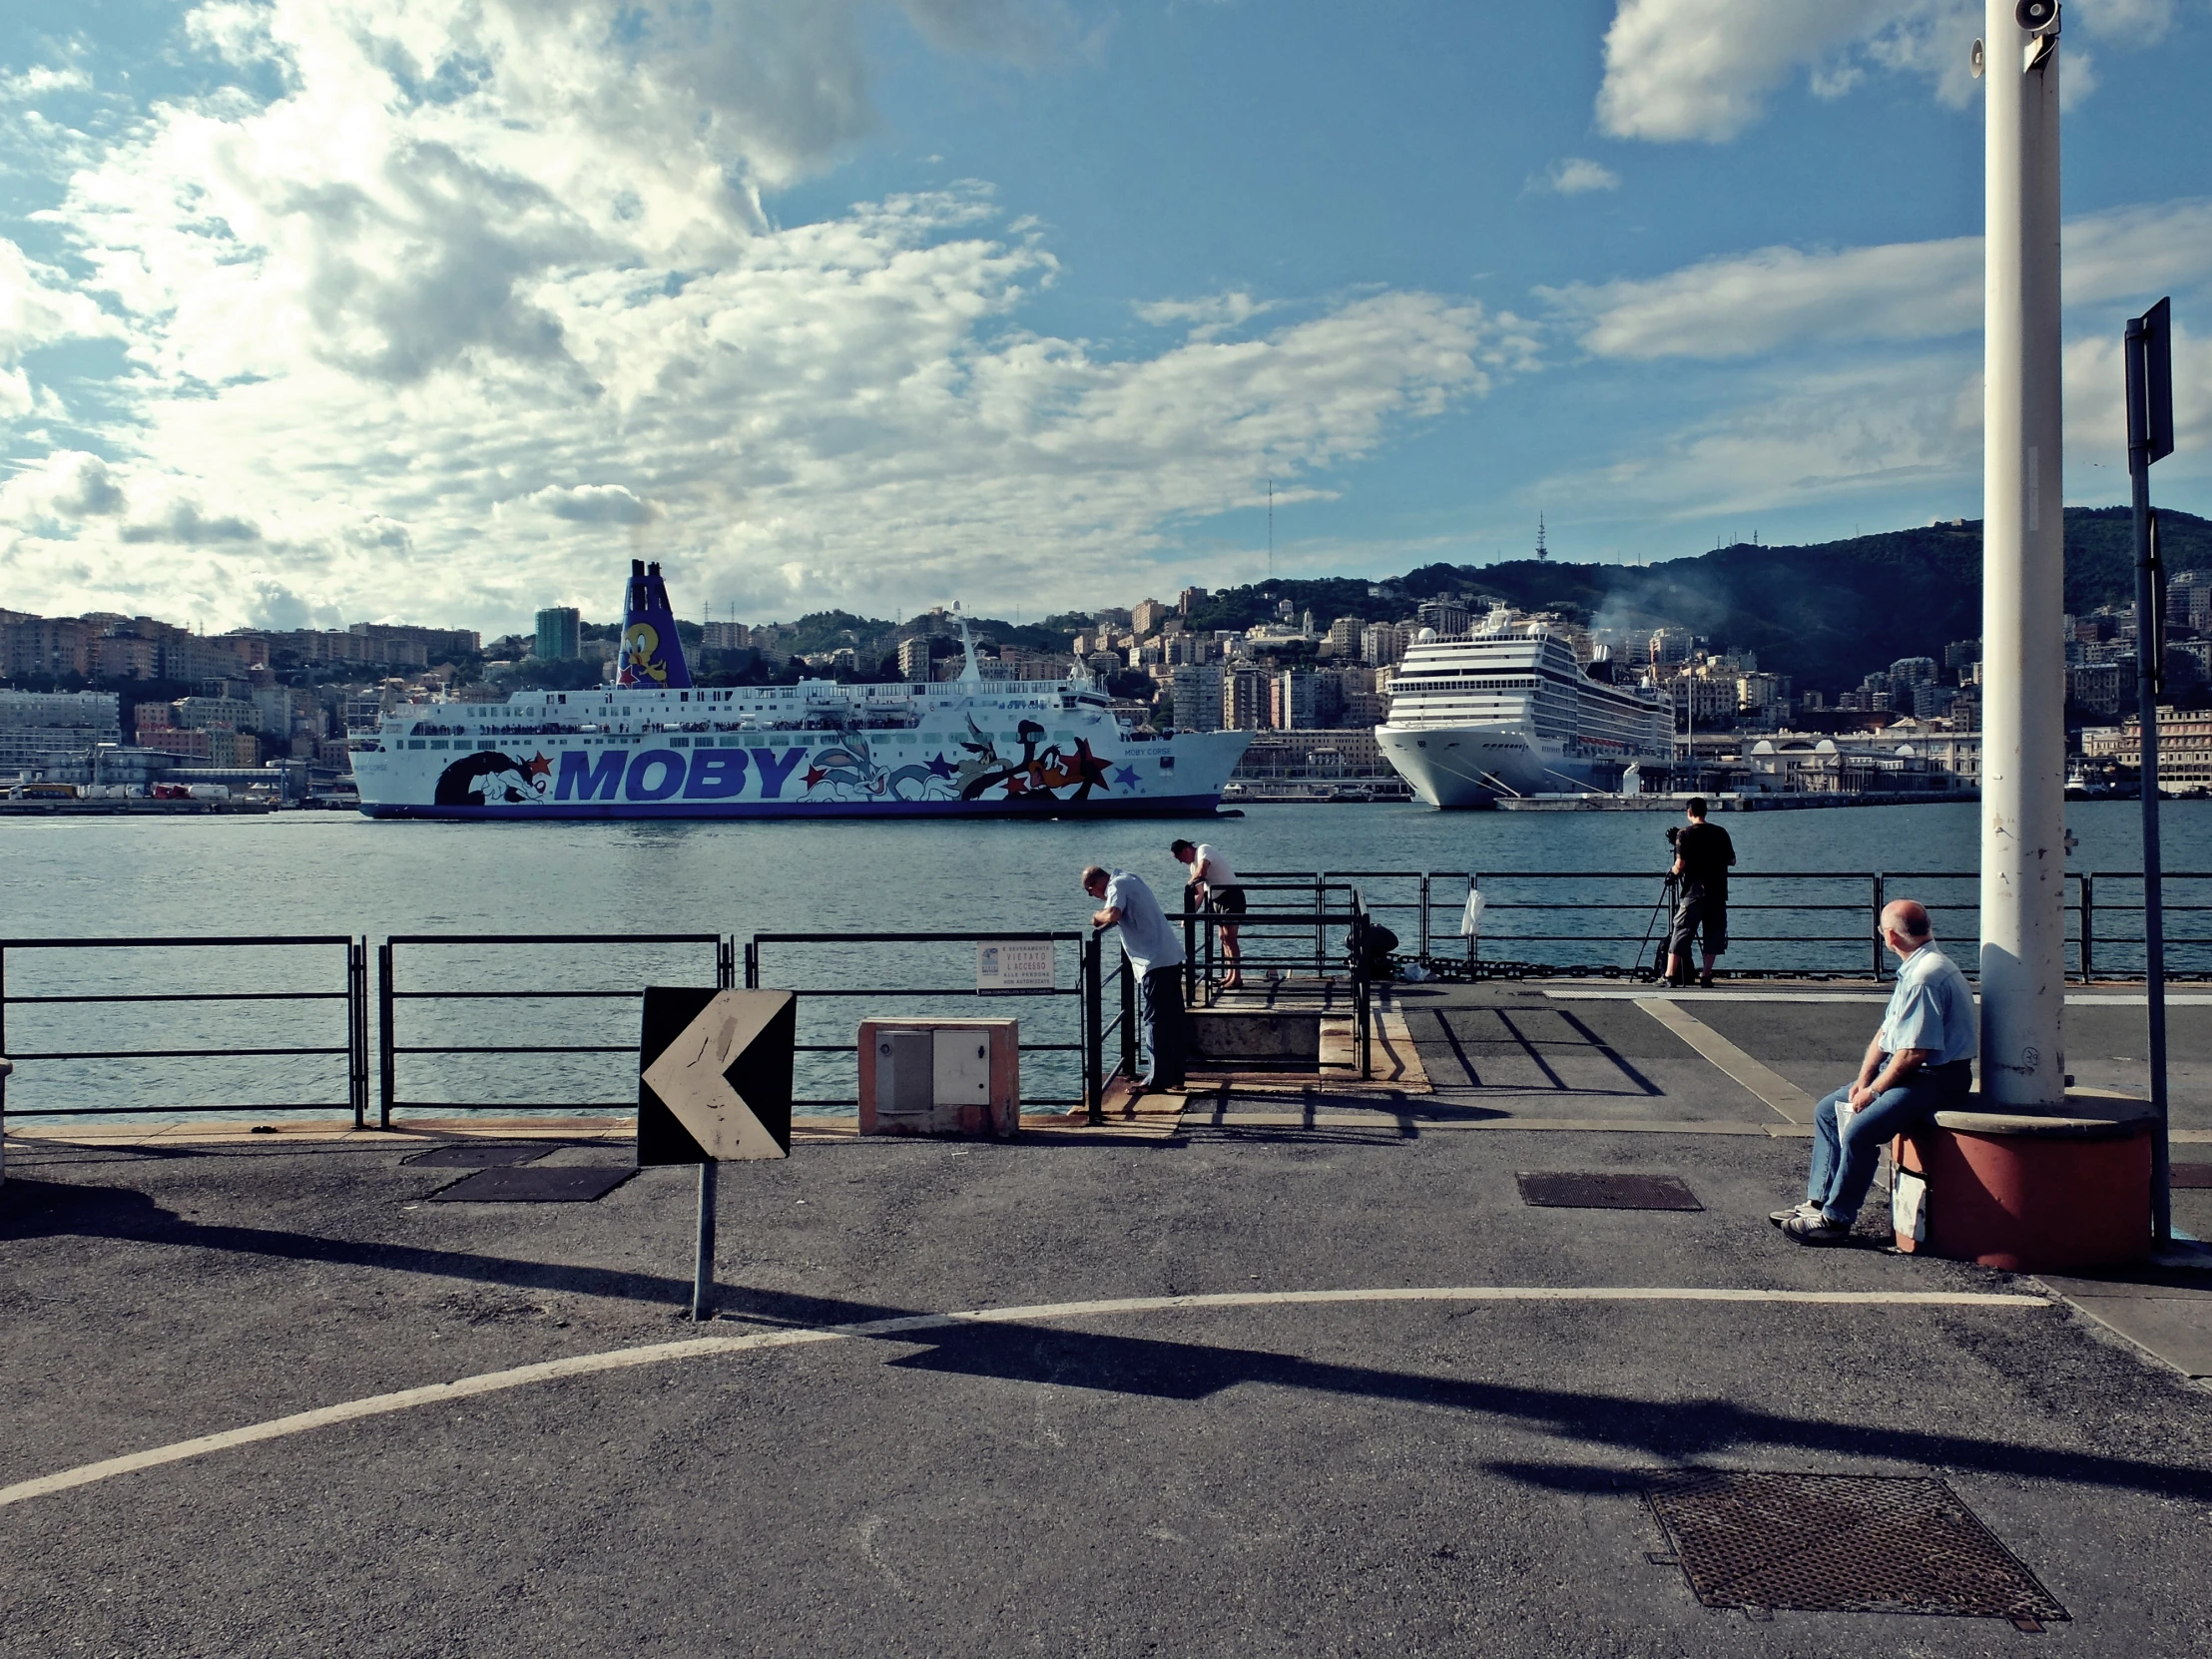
<box><xmin>3</xmin><ymin>801</ymin><xmax>2204</xmax><ymax>1120</ymax></box>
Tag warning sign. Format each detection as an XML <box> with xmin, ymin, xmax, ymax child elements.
<box><xmin>638</xmin><ymin>987</ymin><xmax>796</xmax><ymax>1166</ymax></box>
<box><xmin>976</xmin><ymin>940</ymin><xmax>1054</xmax><ymax>994</ymax></box>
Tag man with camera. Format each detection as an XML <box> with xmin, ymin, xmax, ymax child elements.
<box><xmin>1664</xmin><ymin>797</ymin><xmax>1735</xmax><ymax>988</ymax></box>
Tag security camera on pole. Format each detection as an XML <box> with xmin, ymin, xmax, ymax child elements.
<box><xmin>1976</xmin><ymin>0</ymin><xmax>2068</xmax><ymax>1111</ymax></box>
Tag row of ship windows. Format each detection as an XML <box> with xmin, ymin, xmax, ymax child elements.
<box><xmin>401</xmin><ymin>733</ymin><xmax>1083</xmax><ymax>752</ymax></box>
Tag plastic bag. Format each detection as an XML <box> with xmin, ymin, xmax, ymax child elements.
<box><xmin>1458</xmin><ymin>886</ymin><xmax>1485</xmax><ymax>939</ymax></box>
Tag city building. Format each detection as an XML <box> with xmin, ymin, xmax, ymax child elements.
<box><xmin>1359</xmin><ymin>622</ymin><xmax>1411</xmax><ymax>668</ymax></box>
<box><xmin>2083</xmin><ymin>709</ymin><xmax>2212</xmax><ymax>789</ymax></box>
<box><xmin>0</xmin><ymin>690</ymin><xmax>122</xmax><ymax>775</ymax></box>
<box><xmin>701</xmin><ymin>621</ymin><xmax>749</xmax><ymax>651</ymax></box>
<box><xmin>1131</xmin><ymin>598</ymin><xmax>1171</xmax><ymax>636</ymax></box>
<box><xmin>1414</xmin><ymin>599</ymin><xmax>1469</xmax><ymax>638</ymax></box>
<box><xmin>2067</xmin><ymin>663</ymin><xmax>2126</xmax><ymax>717</ymax></box>
<box><xmin>534</xmin><ymin>607</ymin><xmax>582</xmax><ymax>661</ymax></box>
<box><xmin>1224</xmin><ymin>666</ymin><xmax>1271</xmax><ymax>731</ymax></box>
<box><xmin>1169</xmin><ymin>663</ymin><xmax>1224</xmax><ymax>732</ymax></box>
<box><xmin>897</xmin><ymin>637</ymin><xmax>932</xmax><ymax>681</ymax></box>
<box><xmin>1177</xmin><ymin>587</ymin><xmax>1207</xmax><ymax>615</ymax></box>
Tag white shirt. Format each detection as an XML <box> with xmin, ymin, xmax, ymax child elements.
<box><xmin>1192</xmin><ymin>843</ymin><xmax>1241</xmax><ymax>889</ymax></box>
<box><xmin>1104</xmin><ymin>869</ymin><xmax>1184</xmax><ymax>975</ymax></box>
<box><xmin>1878</xmin><ymin>943</ymin><xmax>1977</xmax><ymax>1067</ymax></box>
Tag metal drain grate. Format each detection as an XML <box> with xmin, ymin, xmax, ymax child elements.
<box><xmin>2172</xmin><ymin>1162</ymin><xmax>2212</xmax><ymax>1190</ymax></box>
<box><xmin>428</xmin><ymin>1165</ymin><xmax>635</xmax><ymax>1203</ymax></box>
<box><xmin>1644</xmin><ymin>1470</ymin><xmax>2067</xmax><ymax>1623</ymax></box>
<box><xmin>402</xmin><ymin>1144</ymin><xmax>549</xmax><ymax>1169</ymax></box>
<box><xmin>1516</xmin><ymin>1172</ymin><xmax>1701</xmax><ymax>1211</ymax></box>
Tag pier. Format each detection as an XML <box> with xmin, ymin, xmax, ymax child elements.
<box><xmin>3</xmin><ymin>882</ymin><xmax>2210</xmax><ymax>1654</ymax></box>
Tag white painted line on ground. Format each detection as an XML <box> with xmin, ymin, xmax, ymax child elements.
<box><xmin>1547</xmin><ymin>989</ymin><xmax>2212</xmax><ymax>1006</ymax></box>
<box><xmin>1634</xmin><ymin>998</ymin><xmax>1818</xmax><ymax>1125</ymax></box>
<box><xmin>0</xmin><ymin>1285</ymin><xmax>2049</xmax><ymax>1511</ymax></box>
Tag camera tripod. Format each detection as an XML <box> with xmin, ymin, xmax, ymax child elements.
<box><xmin>1632</xmin><ymin>871</ymin><xmax>1680</xmax><ymax>983</ymax></box>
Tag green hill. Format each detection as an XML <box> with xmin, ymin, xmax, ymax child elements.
<box><xmin>1186</xmin><ymin>506</ymin><xmax>2212</xmax><ymax>693</ymax></box>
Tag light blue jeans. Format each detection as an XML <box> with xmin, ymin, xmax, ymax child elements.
<box><xmin>1807</xmin><ymin>1060</ymin><xmax>1972</xmax><ymax>1223</ymax></box>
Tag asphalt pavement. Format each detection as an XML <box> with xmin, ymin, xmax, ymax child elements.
<box><xmin>3</xmin><ymin>981</ymin><xmax>2210</xmax><ymax>1658</ymax></box>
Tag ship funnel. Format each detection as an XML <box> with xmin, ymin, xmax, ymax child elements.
<box><xmin>619</xmin><ymin>558</ymin><xmax>692</xmax><ymax>689</ymax></box>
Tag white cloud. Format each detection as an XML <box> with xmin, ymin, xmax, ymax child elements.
<box><xmin>1528</xmin><ymin>157</ymin><xmax>1621</xmax><ymax>196</ymax></box>
<box><xmin>1544</xmin><ymin>199</ymin><xmax>2212</xmax><ymax>359</ymax></box>
<box><xmin>3</xmin><ymin>0</ymin><xmax>1525</xmax><ymax>629</ymax></box>
<box><xmin>1588</xmin><ymin>0</ymin><xmax>2182</xmax><ymax>142</ymax></box>
<box><xmin>530</xmin><ymin>484</ymin><xmax>662</xmax><ymax>524</ymax></box>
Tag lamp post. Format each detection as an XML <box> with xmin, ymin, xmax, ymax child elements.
<box><xmin>1978</xmin><ymin>0</ymin><xmax>2069</xmax><ymax>1110</ymax></box>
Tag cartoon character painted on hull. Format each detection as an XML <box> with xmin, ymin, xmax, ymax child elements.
<box><xmin>953</xmin><ymin>718</ymin><xmax>1112</xmax><ymax>802</ymax></box>
<box><xmin>799</xmin><ymin>732</ymin><xmax>947</xmax><ymax>804</ymax></box>
<box><xmin>433</xmin><ymin>752</ymin><xmax>553</xmax><ymax>806</ymax></box>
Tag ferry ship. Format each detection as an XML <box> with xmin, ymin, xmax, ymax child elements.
<box><xmin>1375</xmin><ymin>611</ymin><xmax>1674</xmax><ymax>808</ymax></box>
<box><xmin>351</xmin><ymin>562</ymin><xmax>1251</xmax><ymax>820</ymax></box>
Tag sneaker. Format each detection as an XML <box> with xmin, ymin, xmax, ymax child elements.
<box><xmin>1769</xmin><ymin>1201</ymin><xmax>1822</xmax><ymax>1226</ymax></box>
<box><xmin>1782</xmin><ymin>1212</ymin><xmax>1853</xmax><ymax>1246</ymax></box>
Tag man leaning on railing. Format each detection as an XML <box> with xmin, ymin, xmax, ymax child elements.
<box><xmin>1082</xmin><ymin>863</ymin><xmax>1187</xmax><ymax>1092</ymax></box>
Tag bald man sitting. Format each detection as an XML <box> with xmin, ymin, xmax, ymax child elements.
<box><xmin>1776</xmin><ymin>899</ymin><xmax>1977</xmax><ymax>1246</ymax></box>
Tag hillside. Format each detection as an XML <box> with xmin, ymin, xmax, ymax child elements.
<box><xmin>1181</xmin><ymin>507</ymin><xmax>2212</xmax><ymax>693</ymax></box>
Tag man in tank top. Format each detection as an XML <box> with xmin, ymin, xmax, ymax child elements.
<box><xmin>1172</xmin><ymin>838</ymin><xmax>1246</xmax><ymax>991</ymax></box>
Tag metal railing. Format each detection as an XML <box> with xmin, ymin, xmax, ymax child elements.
<box><xmin>1237</xmin><ymin>868</ymin><xmax>2212</xmax><ymax>982</ymax></box>
<box><xmin>376</xmin><ymin>933</ymin><xmax>731</xmax><ymax>1125</ymax></box>
<box><xmin>0</xmin><ymin>936</ymin><xmax>367</xmax><ymax>1123</ymax></box>
<box><xmin>746</xmin><ymin>930</ymin><xmax>1092</xmax><ymax>1115</ymax></box>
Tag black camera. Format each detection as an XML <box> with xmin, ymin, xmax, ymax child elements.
<box><xmin>1665</xmin><ymin>825</ymin><xmax>1681</xmax><ymax>846</ymax></box>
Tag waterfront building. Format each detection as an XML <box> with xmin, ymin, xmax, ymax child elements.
<box><xmin>0</xmin><ymin>689</ymin><xmax>122</xmax><ymax>774</ymax></box>
<box><xmin>1359</xmin><ymin>622</ymin><xmax>1411</xmax><ymax>668</ymax></box>
<box><xmin>1131</xmin><ymin>598</ymin><xmax>1170</xmax><ymax>636</ymax></box>
<box><xmin>535</xmin><ymin>607</ymin><xmax>582</xmax><ymax>661</ymax></box>
<box><xmin>897</xmin><ymin>637</ymin><xmax>932</xmax><ymax>680</ymax></box>
<box><xmin>1415</xmin><ymin>599</ymin><xmax>1470</xmax><ymax>638</ymax></box>
<box><xmin>2087</xmin><ymin>709</ymin><xmax>2212</xmax><ymax>789</ymax></box>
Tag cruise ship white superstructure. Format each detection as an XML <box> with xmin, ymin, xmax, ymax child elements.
<box><xmin>351</xmin><ymin>562</ymin><xmax>1250</xmax><ymax>820</ymax></box>
<box><xmin>1375</xmin><ymin>612</ymin><xmax>1675</xmax><ymax>808</ymax></box>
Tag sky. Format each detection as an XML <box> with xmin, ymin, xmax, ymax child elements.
<box><xmin>1</xmin><ymin>0</ymin><xmax>2209</xmax><ymax>637</ymax></box>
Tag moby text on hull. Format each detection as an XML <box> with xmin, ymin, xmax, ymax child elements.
<box><xmin>350</xmin><ymin>564</ymin><xmax>1251</xmax><ymax>821</ymax></box>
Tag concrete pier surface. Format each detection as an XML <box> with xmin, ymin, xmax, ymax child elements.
<box><xmin>4</xmin><ymin>981</ymin><xmax>2210</xmax><ymax>1657</ymax></box>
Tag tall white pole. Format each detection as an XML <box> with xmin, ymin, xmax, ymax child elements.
<box><xmin>1980</xmin><ymin>0</ymin><xmax>2068</xmax><ymax>1107</ymax></box>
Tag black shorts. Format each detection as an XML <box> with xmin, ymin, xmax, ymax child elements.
<box><xmin>1210</xmin><ymin>886</ymin><xmax>1247</xmax><ymax>915</ymax></box>
<box><xmin>1668</xmin><ymin>893</ymin><xmax>1727</xmax><ymax>956</ymax></box>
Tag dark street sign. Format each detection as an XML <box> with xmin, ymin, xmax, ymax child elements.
<box><xmin>639</xmin><ymin>987</ymin><xmax>795</xmax><ymax>1166</ymax></box>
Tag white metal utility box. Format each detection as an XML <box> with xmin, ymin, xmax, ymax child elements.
<box><xmin>857</xmin><ymin>1019</ymin><xmax>1020</xmax><ymax>1138</ymax></box>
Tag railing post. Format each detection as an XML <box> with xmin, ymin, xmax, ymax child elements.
<box><xmin>1467</xmin><ymin>873</ymin><xmax>1479</xmax><ymax>968</ymax></box>
<box><xmin>349</xmin><ymin>937</ymin><xmax>368</xmax><ymax>1129</ymax></box>
<box><xmin>376</xmin><ymin>940</ymin><xmax>395</xmax><ymax>1129</ymax></box>
<box><xmin>1</xmin><ymin>944</ymin><xmax>10</xmax><ymax>1182</ymax></box>
<box><xmin>718</xmin><ymin>937</ymin><xmax>735</xmax><ymax>990</ymax></box>
<box><xmin>1314</xmin><ymin>874</ymin><xmax>1326</xmax><ymax>974</ymax></box>
<box><xmin>1418</xmin><ymin>870</ymin><xmax>1430</xmax><ymax>960</ymax></box>
<box><xmin>1354</xmin><ymin>902</ymin><xmax>1373</xmax><ymax>1080</ymax></box>
<box><xmin>745</xmin><ymin>940</ymin><xmax>760</xmax><ymax>990</ymax></box>
<box><xmin>2079</xmin><ymin>872</ymin><xmax>2095</xmax><ymax>983</ymax></box>
<box><xmin>1871</xmin><ymin>873</ymin><xmax>1887</xmax><ymax>979</ymax></box>
<box><xmin>1184</xmin><ymin>902</ymin><xmax>1198</xmax><ymax>1009</ymax></box>
<box><xmin>1083</xmin><ymin>930</ymin><xmax>1103</xmax><ymax>1125</ymax></box>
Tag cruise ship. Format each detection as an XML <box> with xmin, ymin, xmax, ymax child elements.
<box><xmin>351</xmin><ymin>562</ymin><xmax>1251</xmax><ymax>820</ymax></box>
<box><xmin>1375</xmin><ymin>611</ymin><xmax>1675</xmax><ymax>808</ymax></box>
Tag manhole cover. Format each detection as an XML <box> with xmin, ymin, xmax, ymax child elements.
<box><xmin>2172</xmin><ymin>1162</ymin><xmax>2212</xmax><ymax>1190</ymax></box>
<box><xmin>428</xmin><ymin>1165</ymin><xmax>635</xmax><ymax>1203</ymax></box>
<box><xmin>402</xmin><ymin>1144</ymin><xmax>549</xmax><ymax>1169</ymax></box>
<box><xmin>1644</xmin><ymin>1470</ymin><xmax>2067</xmax><ymax>1623</ymax></box>
<box><xmin>1516</xmin><ymin>1171</ymin><xmax>1701</xmax><ymax>1211</ymax></box>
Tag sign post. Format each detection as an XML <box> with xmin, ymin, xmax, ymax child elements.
<box><xmin>639</xmin><ymin>987</ymin><xmax>797</xmax><ymax>1319</ymax></box>
<box><xmin>2126</xmin><ymin>295</ymin><xmax>2177</xmax><ymax>1240</ymax></box>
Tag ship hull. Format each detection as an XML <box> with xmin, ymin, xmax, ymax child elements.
<box><xmin>352</xmin><ymin>720</ymin><xmax>1252</xmax><ymax>821</ymax></box>
<box><xmin>1377</xmin><ymin>725</ymin><xmax>1648</xmax><ymax>809</ymax></box>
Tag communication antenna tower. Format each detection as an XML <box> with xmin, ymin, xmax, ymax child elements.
<box><xmin>1267</xmin><ymin>477</ymin><xmax>1275</xmax><ymax>579</ymax></box>
<box><xmin>1535</xmin><ymin>512</ymin><xmax>1549</xmax><ymax>562</ymax></box>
